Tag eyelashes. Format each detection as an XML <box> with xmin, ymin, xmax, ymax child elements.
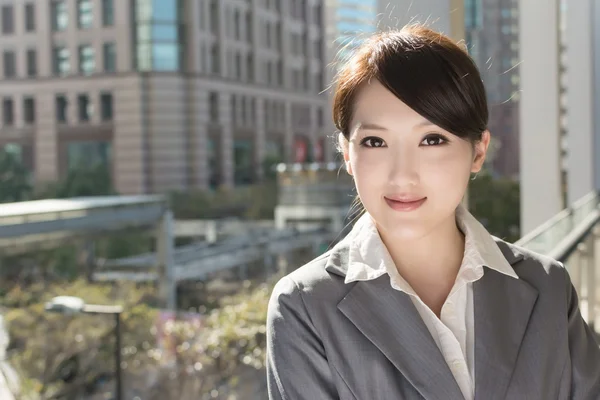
<box><xmin>358</xmin><ymin>133</ymin><xmax>449</xmax><ymax>148</ymax></box>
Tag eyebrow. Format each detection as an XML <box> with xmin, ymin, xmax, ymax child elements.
<box><xmin>355</xmin><ymin>120</ymin><xmax>435</xmax><ymax>132</ymax></box>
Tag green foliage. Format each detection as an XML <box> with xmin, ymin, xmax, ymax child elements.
<box><xmin>2</xmin><ymin>277</ymin><xmax>275</xmax><ymax>399</ymax></box>
<box><xmin>169</xmin><ymin>181</ymin><xmax>278</xmax><ymax>220</ymax></box>
<box><xmin>468</xmin><ymin>170</ymin><xmax>521</xmax><ymax>243</ymax></box>
<box><xmin>0</xmin><ymin>149</ymin><xmax>31</xmax><ymax>203</ymax></box>
<box><xmin>35</xmin><ymin>164</ymin><xmax>115</xmax><ymax>199</ymax></box>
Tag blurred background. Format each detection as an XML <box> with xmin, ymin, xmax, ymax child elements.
<box><xmin>0</xmin><ymin>0</ymin><xmax>598</xmax><ymax>399</ymax></box>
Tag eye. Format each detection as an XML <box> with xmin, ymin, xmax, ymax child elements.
<box><xmin>420</xmin><ymin>134</ymin><xmax>448</xmax><ymax>146</ymax></box>
<box><xmin>360</xmin><ymin>137</ymin><xmax>386</xmax><ymax>148</ymax></box>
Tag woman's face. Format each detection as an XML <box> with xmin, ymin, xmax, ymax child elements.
<box><xmin>343</xmin><ymin>80</ymin><xmax>489</xmax><ymax>241</ymax></box>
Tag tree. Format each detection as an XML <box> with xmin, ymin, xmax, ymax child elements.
<box><xmin>0</xmin><ymin>149</ymin><xmax>31</xmax><ymax>203</ymax></box>
<box><xmin>3</xmin><ymin>277</ymin><xmax>275</xmax><ymax>399</ymax></box>
<box><xmin>468</xmin><ymin>169</ymin><xmax>521</xmax><ymax>243</ymax></box>
<box><xmin>35</xmin><ymin>164</ymin><xmax>115</xmax><ymax>199</ymax></box>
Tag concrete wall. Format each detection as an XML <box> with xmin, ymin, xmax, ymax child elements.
<box><xmin>518</xmin><ymin>0</ymin><xmax>563</xmax><ymax>234</ymax></box>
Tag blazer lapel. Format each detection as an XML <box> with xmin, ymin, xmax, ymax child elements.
<box><xmin>473</xmin><ymin>267</ymin><xmax>538</xmax><ymax>400</ymax></box>
<box><xmin>338</xmin><ymin>276</ymin><xmax>465</xmax><ymax>400</ymax></box>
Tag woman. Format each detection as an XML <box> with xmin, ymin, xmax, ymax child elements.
<box><xmin>266</xmin><ymin>25</ymin><xmax>600</xmax><ymax>400</ymax></box>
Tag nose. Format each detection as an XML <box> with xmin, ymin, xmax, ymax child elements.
<box><xmin>388</xmin><ymin>147</ymin><xmax>419</xmax><ymax>188</ymax></box>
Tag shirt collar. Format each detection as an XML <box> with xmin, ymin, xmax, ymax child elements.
<box><xmin>344</xmin><ymin>203</ymin><xmax>519</xmax><ymax>287</ymax></box>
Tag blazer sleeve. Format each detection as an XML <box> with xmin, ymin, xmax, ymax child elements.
<box><xmin>266</xmin><ymin>276</ymin><xmax>339</xmax><ymax>400</ymax></box>
<box><xmin>564</xmin><ymin>267</ymin><xmax>600</xmax><ymax>399</ymax></box>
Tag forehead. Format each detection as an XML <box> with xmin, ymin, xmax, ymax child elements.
<box><xmin>350</xmin><ymin>80</ymin><xmax>430</xmax><ymax>129</ymax></box>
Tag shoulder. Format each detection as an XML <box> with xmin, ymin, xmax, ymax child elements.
<box><xmin>494</xmin><ymin>237</ymin><xmax>569</xmax><ymax>288</ymax></box>
<box><xmin>268</xmin><ymin>239</ymin><xmax>353</xmax><ymax>320</ymax></box>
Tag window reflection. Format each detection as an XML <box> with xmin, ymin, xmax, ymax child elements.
<box><xmin>152</xmin><ymin>43</ymin><xmax>179</xmax><ymax>71</ymax></box>
<box><xmin>135</xmin><ymin>0</ymin><xmax>181</xmax><ymax>71</ymax></box>
<box><xmin>152</xmin><ymin>24</ymin><xmax>177</xmax><ymax>41</ymax></box>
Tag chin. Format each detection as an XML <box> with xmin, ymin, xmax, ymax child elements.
<box><xmin>375</xmin><ymin>219</ymin><xmax>431</xmax><ymax>242</ymax></box>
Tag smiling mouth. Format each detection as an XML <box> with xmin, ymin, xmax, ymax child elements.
<box><xmin>384</xmin><ymin>196</ymin><xmax>427</xmax><ymax>212</ymax></box>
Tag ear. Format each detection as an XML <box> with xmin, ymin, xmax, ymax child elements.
<box><xmin>471</xmin><ymin>130</ymin><xmax>490</xmax><ymax>173</ymax></box>
<box><xmin>339</xmin><ymin>132</ymin><xmax>353</xmax><ymax>175</ymax></box>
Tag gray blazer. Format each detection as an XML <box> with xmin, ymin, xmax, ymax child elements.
<box><xmin>266</xmin><ymin>237</ymin><xmax>600</xmax><ymax>399</ymax></box>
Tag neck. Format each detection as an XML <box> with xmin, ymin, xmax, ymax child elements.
<box><xmin>376</xmin><ymin>211</ymin><xmax>465</xmax><ymax>313</ymax></box>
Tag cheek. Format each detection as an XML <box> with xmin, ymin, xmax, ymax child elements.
<box><xmin>422</xmin><ymin>151</ymin><xmax>472</xmax><ymax>188</ymax></box>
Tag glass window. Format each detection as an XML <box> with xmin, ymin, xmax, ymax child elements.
<box><xmin>234</xmin><ymin>140</ymin><xmax>253</xmax><ymax>184</ymax></box>
<box><xmin>136</xmin><ymin>42</ymin><xmax>152</xmax><ymax>70</ymax></box>
<box><xmin>25</xmin><ymin>3</ymin><xmax>35</xmax><ymax>32</ymax></box>
<box><xmin>100</xmin><ymin>92</ymin><xmax>113</xmax><ymax>121</ymax></box>
<box><xmin>78</xmin><ymin>94</ymin><xmax>92</xmax><ymax>121</ymax></box>
<box><xmin>211</xmin><ymin>43</ymin><xmax>219</xmax><ymax>74</ymax></box>
<box><xmin>3</xmin><ymin>51</ymin><xmax>16</xmax><ymax>78</ymax></box>
<box><xmin>52</xmin><ymin>1</ymin><xmax>68</xmax><ymax>31</ymax></box>
<box><xmin>151</xmin><ymin>24</ymin><xmax>178</xmax><ymax>41</ymax></box>
<box><xmin>210</xmin><ymin>0</ymin><xmax>218</xmax><ymax>34</ymax></box>
<box><xmin>152</xmin><ymin>43</ymin><xmax>179</xmax><ymax>70</ymax></box>
<box><xmin>78</xmin><ymin>0</ymin><xmax>93</xmax><ymax>29</ymax></box>
<box><xmin>56</xmin><ymin>95</ymin><xmax>68</xmax><ymax>122</ymax></box>
<box><xmin>103</xmin><ymin>42</ymin><xmax>116</xmax><ymax>72</ymax></box>
<box><xmin>137</xmin><ymin>0</ymin><xmax>177</xmax><ymax>22</ymax></box>
<box><xmin>67</xmin><ymin>141</ymin><xmax>111</xmax><ymax>170</ymax></box>
<box><xmin>151</xmin><ymin>0</ymin><xmax>177</xmax><ymax>22</ymax></box>
<box><xmin>102</xmin><ymin>0</ymin><xmax>114</xmax><ymax>26</ymax></box>
<box><xmin>1</xmin><ymin>5</ymin><xmax>14</xmax><ymax>34</ymax></box>
<box><xmin>23</xmin><ymin>97</ymin><xmax>35</xmax><ymax>124</ymax></box>
<box><xmin>235</xmin><ymin>53</ymin><xmax>242</xmax><ymax>79</ymax></box>
<box><xmin>246</xmin><ymin>12</ymin><xmax>252</xmax><ymax>43</ymax></box>
<box><xmin>247</xmin><ymin>54</ymin><xmax>253</xmax><ymax>82</ymax></box>
<box><xmin>2</xmin><ymin>98</ymin><xmax>14</xmax><ymax>126</ymax></box>
<box><xmin>53</xmin><ymin>47</ymin><xmax>70</xmax><ymax>76</ymax></box>
<box><xmin>234</xmin><ymin>10</ymin><xmax>240</xmax><ymax>40</ymax></box>
<box><xmin>209</xmin><ymin>92</ymin><xmax>219</xmax><ymax>122</ymax></box>
<box><xmin>26</xmin><ymin>49</ymin><xmax>37</xmax><ymax>77</ymax></box>
<box><xmin>78</xmin><ymin>45</ymin><xmax>95</xmax><ymax>75</ymax></box>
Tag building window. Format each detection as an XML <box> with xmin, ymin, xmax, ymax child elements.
<box><xmin>3</xmin><ymin>51</ymin><xmax>16</xmax><ymax>78</ymax></box>
<box><xmin>2</xmin><ymin>98</ymin><xmax>13</xmax><ymax>126</ymax></box>
<box><xmin>209</xmin><ymin>92</ymin><xmax>219</xmax><ymax>122</ymax></box>
<box><xmin>103</xmin><ymin>42</ymin><xmax>116</xmax><ymax>72</ymax></box>
<box><xmin>56</xmin><ymin>95</ymin><xmax>68</xmax><ymax>122</ymax></box>
<box><xmin>51</xmin><ymin>1</ymin><xmax>68</xmax><ymax>31</ymax></box>
<box><xmin>78</xmin><ymin>94</ymin><xmax>92</xmax><ymax>122</ymax></box>
<box><xmin>100</xmin><ymin>93</ymin><xmax>113</xmax><ymax>121</ymax></box>
<box><xmin>102</xmin><ymin>0</ymin><xmax>114</xmax><ymax>26</ymax></box>
<box><xmin>26</xmin><ymin>49</ymin><xmax>37</xmax><ymax>77</ymax></box>
<box><xmin>1</xmin><ymin>6</ymin><xmax>14</xmax><ymax>35</ymax></box>
<box><xmin>78</xmin><ymin>0</ymin><xmax>93</xmax><ymax>29</ymax></box>
<box><xmin>23</xmin><ymin>97</ymin><xmax>35</xmax><ymax>124</ymax></box>
<box><xmin>247</xmin><ymin>54</ymin><xmax>253</xmax><ymax>82</ymax></box>
<box><xmin>25</xmin><ymin>3</ymin><xmax>35</xmax><ymax>32</ymax></box>
<box><xmin>234</xmin><ymin>10</ymin><xmax>240</xmax><ymax>40</ymax></box>
<box><xmin>246</xmin><ymin>12</ymin><xmax>252</xmax><ymax>43</ymax></box>
<box><xmin>79</xmin><ymin>45</ymin><xmax>95</xmax><ymax>75</ymax></box>
<box><xmin>53</xmin><ymin>47</ymin><xmax>70</xmax><ymax>76</ymax></box>
<box><xmin>67</xmin><ymin>141</ymin><xmax>111</xmax><ymax>170</ymax></box>
<box><xmin>210</xmin><ymin>0</ymin><xmax>219</xmax><ymax>34</ymax></box>
<box><xmin>235</xmin><ymin>52</ymin><xmax>242</xmax><ymax>80</ymax></box>
<box><xmin>135</xmin><ymin>0</ymin><xmax>181</xmax><ymax>71</ymax></box>
<box><xmin>211</xmin><ymin>43</ymin><xmax>220</xmax><ymax>74</ymax></box>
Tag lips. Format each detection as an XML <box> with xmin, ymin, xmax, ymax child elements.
<box><xmin>384</xmin><ymin>196</ymin><xmax>427</xmax><ymax>212</ymax></box>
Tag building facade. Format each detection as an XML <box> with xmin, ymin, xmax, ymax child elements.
<box><xmin>0</xmin><ymin>0</ymin><xmax>330</xmax><ymax>194</ymax></box>
<box><xmin>465</xmin><ymin>0</ymin><xmax>520</xmax><ymax>179</ymax></box>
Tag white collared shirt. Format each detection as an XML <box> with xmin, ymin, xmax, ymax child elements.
<box><xmin>344</xmin><ymin>204</ymin><xmax>519</xmax><ymax>400</ymax></box>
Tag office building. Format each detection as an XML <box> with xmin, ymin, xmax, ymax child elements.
<box><xmin>0</xmin><ymin>0</ymin><xmax>330</xmax><ymax>194</ymax></box>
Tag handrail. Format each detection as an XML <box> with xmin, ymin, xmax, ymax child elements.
<box><xmin>515</xmin><ymin>208</ymin><xmax>572</xmax><ymax>247</ymax></box>
<box><xmin>549</xmin><ymin>209</ymin><xmax>600</xmax><ymax>262</ymax></box>
<box><xmin>515</xmin><ymin>191</ymin><xmax>599</xmax><ymax>251</ymax></box>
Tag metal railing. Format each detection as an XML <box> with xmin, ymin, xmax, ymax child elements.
<box><xmin>515</xmin><ymin>191</ymin><xmax>600</xmax><ymax>330</ymax></box>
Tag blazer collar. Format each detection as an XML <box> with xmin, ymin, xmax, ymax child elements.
<box><xmin>325</xmin><ymin>218</ymin><xmax>535</xmax><ymax>400</ymax></box>
<box><xmin>325</xmin><ymin>206</ymin><xmax>525</xmax><ymax>280</ymax></box>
